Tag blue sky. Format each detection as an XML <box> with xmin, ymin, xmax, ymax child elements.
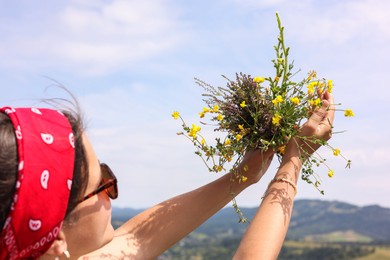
<box><xmin>0</xmin><ymin>0</ymin><xmax>389</xmax><ymax>209</ymax></box>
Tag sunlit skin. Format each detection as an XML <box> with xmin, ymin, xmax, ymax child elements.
<box><xmin>42</xmin><ymin>134</ymin><xmax>115</xmax><ymax>259</ymax></box>
<box><xmin>42</xmin><ymin>92</ymin><xmax>334</xmax><ymax>259</ymax></box>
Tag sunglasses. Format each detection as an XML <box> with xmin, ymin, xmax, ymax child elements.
<box><xmin>79</xmin><ymin>162</ymin><xmax>118</xmax><ymax>203</ymax></box>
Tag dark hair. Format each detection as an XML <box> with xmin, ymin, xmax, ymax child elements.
<box><xmin>0</xmin><ymin>112</ymin><xmax>18</xmax><ymax>229</ymax></box>
<box><xmin>63</xmin><ymin>111</ymin><xmax>89</xmax><ymax>216</ymax></box>
<box><xmin>0</xmin><ymin>109</ymin><xmax>89</xmax><ymax>230</ymax></box>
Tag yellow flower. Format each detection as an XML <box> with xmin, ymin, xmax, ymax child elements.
<box><xmin>253</xmin><ymin>76</ymin><xmax>265</xmax><ymax>83</ymax></box>
<box><xmin>274</xmin><ymin>76</ymin><xmax>280</xmax><ymax>82</ymax></box>
<box><xmin>172</xmin><ymin>111</ymin><xmax>180</xmax><ymax>120</ymax></box>
<box><xmin>278</xmin><ymin>145</ymin><xmax>286</xmax><ymax>155</ymax></box>
<box><xmin>272</xmin><ymin>95</ymin><xmax>284</xmax><ymax>105</ymax></box>
<box><xmin>290</xmin><ymin>96</ymin><xmax>300</xmax><ymax>105</ymax></box>
<box><xmin>272</xmin><ymin>113</ymin><xmax>282</xmax><ymax>126</ymax></box>
<box><xmin>217</xmin><ymin>113</ymin><xmax>224</xmax><ymax>121</ymax></box>
<box><xmin>344</xmin><ymin>109</ymin><xmax>355</xmax><ymax>117</ymax></box>
<box><xmin>328</xmin><ymin>170</ymin><xmax>334</xmax><ymax>178</ymax></box>
<box><xmin>201</xmin><ymin>138</ymin><xmax>205</xmax><ymax>145</ymax></box>
<box><xmin>240</xmin><ymin>175</ymin><xmax>248</xmax><ymax>183</ymax></box>
<box><xmin>199</xmin><ymin>111</ymin><xmax>205</xmax><ymax>118</ymax></box>
<box><xmin>238</xmin><ymin>124</ymin><xmax>244</xmax><ymax>130</ymax></box>
<box><xmin>213</xmin><ymin>105</ymin><xmax>219</xmax><ymax>112</ymax></box>
<box><xmin>193</xmin><ymin>124</ymin><xmax>201</xmax><ymax>131</ymax></box>
<box><xmin>202</xmin><ymin>107</ymin><xmax>211</xmax><ymax>112</ymax></box>
<box><xmin>213</xmin><ymin>165</ymin><xmax>223</xmax><ymax>172</ymax></box>
<box><xmin>224</xmin><ymin>139</ymin><xmax>231</xmax><ymax>146</ymax></box>
<box><xmin>309</xmin><ymin>98</ymin><xmax>321</xmax><ymax>107</ymax></box>
<box><xmin>277</xmin><ymin>58</ymin><xmax>284</xmax><ymax>63</ymax></box>
<box><xmin>310</xmin><ymin>81</ymin><xmax>319</xmax><ymax>87</ymax></box>
<box><xmin>240</xmin><ymin>101</ymin><xmax>247</xmax><ymax>108</ymax></box>
<box><xmin>189</xmin><ymin>124</ymin><xmax>201</xmax><ymax>137</ymax></box>
<box><xmin>333</xmin><ymin>148</ymin><xmax>340</xmax><ymax>156</ymax></box>
<box><xmin>307</xmin><ymin>85</ymin><xmax>314</xmax><ymax>94</ymax></box>
<box><xmin>307</xmin><ymin>81</ymin><xmax>318</xmax><ymax>94</ymax></box>
<box><xmin>236</xmin><ymin>134</ymin><xmax>243</xmax><ymax>141</ymax></box>
<box><xmin>327</xmin><ymin>80</ymin><xmax>333</xmax><ymax>93</ymax></box>
<box><xmin>243</xmin><ymin>165</ymin><xmax>249</xmax><ymax>172</ymax></box>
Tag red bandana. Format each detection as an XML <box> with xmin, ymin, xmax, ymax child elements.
<box><xmin>0</xmin><ymin>107</ymin><xmax>75</xmax><ymax>259</ymax></box>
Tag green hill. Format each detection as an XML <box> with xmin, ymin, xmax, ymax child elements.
<box><xmin>112</xmin><ymin>200</ymin><xmax>390</xmax><ymax>259</ymax></box>
<box><xmin>289</xmin><ymin>200</ymin><xmax>390</xmax><ymax>242</ymax></box>
<box><xmin>112</xmin><ymin>199</ymin><xmax>390</xmax><ymax>243</ymax></box>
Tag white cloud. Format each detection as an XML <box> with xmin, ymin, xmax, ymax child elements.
<box><xmin>227</xmin><ymin>0</ymin><xmax>294</xmax><ymax>9</ymax></box>
<box><xmin>0</xmin><ymin>0</ymin><xmax>189</xmax><ymax>75</ymax></box>
<box><xmin>281</xmin><ymin>0</ymin><xmax>390</xmax><ymax>46</ymax></box>
<box><xmin>227</xmin><ymin>0</ymin><xmax>390</xmax><ymax>46</ymax></box>
<box><xmin>2</xmin><ymin>0</ymin><xmax>390</xmax><ymax>209</ymax></box>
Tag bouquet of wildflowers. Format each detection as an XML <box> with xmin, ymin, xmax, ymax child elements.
<box><xmin>172</xmin><ymin>14</ymin><xmax>353</xmax><ymax>219</ymax></box>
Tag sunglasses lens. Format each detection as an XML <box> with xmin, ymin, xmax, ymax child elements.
<box><xmin>101</xmin><ymin>163</ymin><xmax>118</xmax><ymax>199</ymax></box>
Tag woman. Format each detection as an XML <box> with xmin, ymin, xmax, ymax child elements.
<box><xmin>0</xmin><ymin>91</ymin><xmax>334</xmax><ymax>259</ymax></box>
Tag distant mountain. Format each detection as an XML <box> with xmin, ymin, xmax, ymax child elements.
<box><xmin>289</xmin><ymin>199</ymin><xmax>390</xmax><ymax>242</ymax></box>
<box><xmin>112</xmin><ymin>199</ymin><xmax>390</xmax><ymax>243</ymax></box>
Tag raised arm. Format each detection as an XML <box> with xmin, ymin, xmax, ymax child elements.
<box><xmin>82</xmin><ymin>148</ymin><xmax>274</xmax><ymax>259</ymax></box>
<box><xmin>234</xmin><ymin>91</ymin><xmax>335</xmax><ymax>259</ymax></box>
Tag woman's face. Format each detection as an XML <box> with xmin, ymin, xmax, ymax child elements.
<box><xmin>62</xmin><ymin>134</ymin><xmax>115</xmax><ymax>256</ymax></box>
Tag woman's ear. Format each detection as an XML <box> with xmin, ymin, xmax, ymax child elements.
<box><xmin>44</xmin><ymin>230</ymin><xmax>68</xmax><ymax>257</ymax></box>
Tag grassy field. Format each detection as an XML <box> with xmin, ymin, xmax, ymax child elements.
<box><xmin>355</xmin><ymin>246</ymin><xmax>390</xmax><ymax>260</ymax></box>
<box><xmin>281</xmin><ymin>240</ymin><xmax>390</xmax><ymax>259</ymax></box>
<box><xmin>302</xmin><ymin>230</ymin><xmax>373</xmax><ymax>243</ymax></box>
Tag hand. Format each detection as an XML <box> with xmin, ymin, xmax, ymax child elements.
<box><xmin>237</xmin><ymin>148</ymin><xmax>274</xmax><ymax>184</ymax></box>
<box><xmin>288</xmin><ymin>91</ymin><xmax>335</xmax><ymax>159</ymax></box>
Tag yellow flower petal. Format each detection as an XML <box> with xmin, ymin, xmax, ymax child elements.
<box><xmin>344</xmin><ymin>109</ymin><xmax>355</xmax><ymax>117</ymax></box>
<box><xmin>290</xmin><ymin>97</ymin><xmax>300</xmax><ymax>105</ymax></box>
<box><xmin>327</xmin><ymin>80</ymin><xmax>333</xmax><ymax>93</ymax></box>
<box><xmin>172</xmin><ymin>111</ymin><xmax>180</xmax><ymax>120</ymax></box>
<box><xmin>272</xmin><ymin>95</ymin><xmax>284</xmax><ymax>105</ymax></box>
<box><xmin>253</xmin><ymin>76</ymin><xmax>265</xmax><ymax>83</ymax></box>
<box><xmin>272</xmin><ymin>113</ymin><xmax>282</xmax><ymax>126</ymax></box>
<box><xmin>309</xmin><ymin>98</ymin><xmax>321</xmax><ymax>107</ymax></box>
<box><xmin>278</xmin><ymin>145</ymin><xmax>286</xmax><ymax>155</ymax></box>
<box><xmin>189</xmin><ymin>124</ymin><xmax>201</xmax><ymax>137</ymax></box>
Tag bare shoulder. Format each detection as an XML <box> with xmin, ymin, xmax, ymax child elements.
<box><xmin>77</xmin><ymin>232</ymin><xmax>145</xmax><ymax>260</ymax></box>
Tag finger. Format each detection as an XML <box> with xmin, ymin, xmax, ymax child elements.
<box><xmin>324</xmin><ymin>91</ymin><xmax>335</xmax><ymax>125</ymax></box>
<box><xmin>318</xmin><ymin>92</ymin><xmax>335</xmax><ymax>139</ymax></box>
<box><xmin>303</xmin><ymin>96</ymin><xmax>331</xmax><ymax>137</ymax></box>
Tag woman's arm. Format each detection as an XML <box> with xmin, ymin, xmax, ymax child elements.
<box><xmin>106</xmin><ymin>149</ymin><xmax>275</xmax><ymax>259</ymax></box>
<box><xmin>234</xmin><ymin>91</ymin><xmax>335</xmax><ymax>259</ymax></box>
